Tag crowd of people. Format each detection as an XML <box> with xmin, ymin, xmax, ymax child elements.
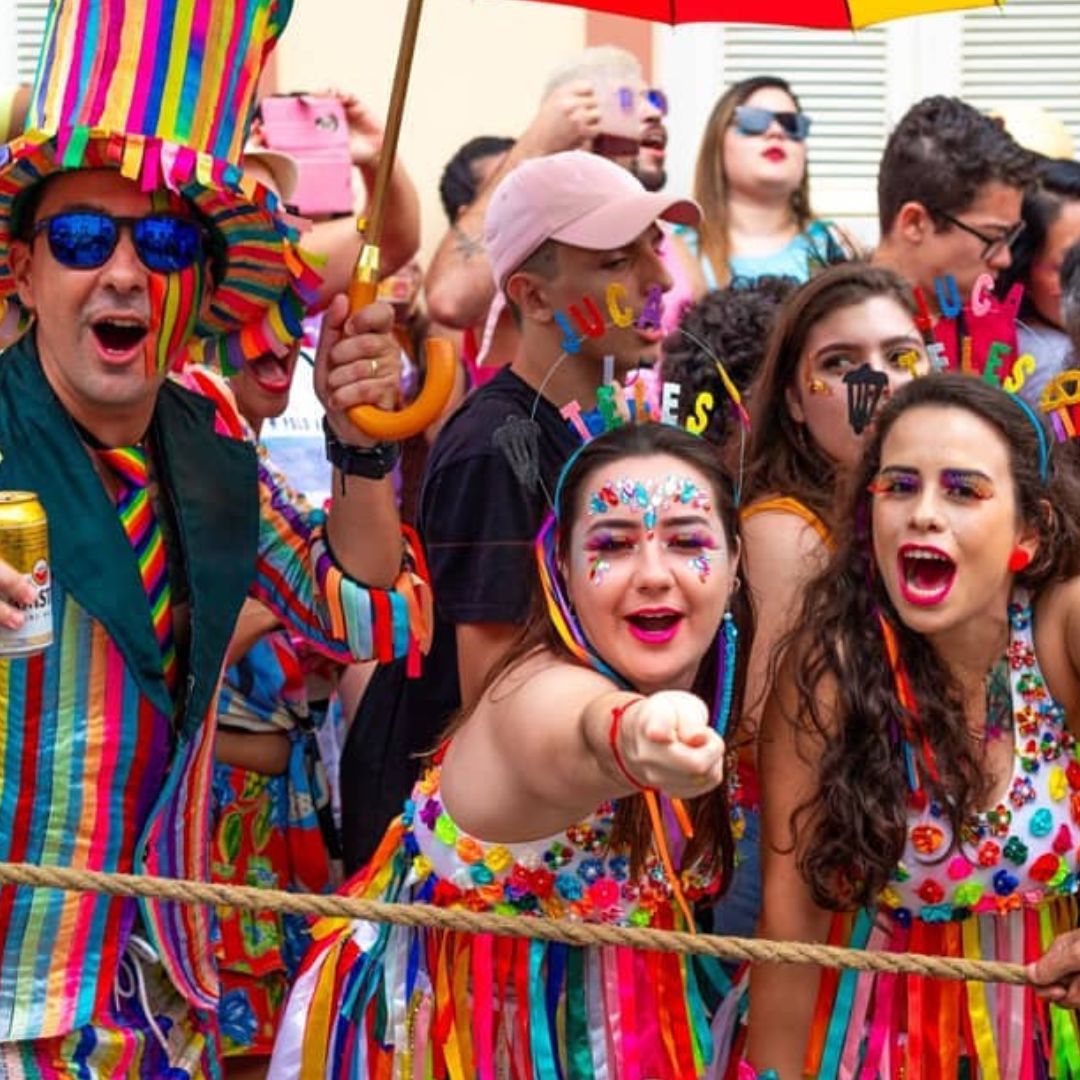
<box><xmin>4</xmin><ymin>0</ymin><xmax>1080</xmax><ymax>1077</ymax></box>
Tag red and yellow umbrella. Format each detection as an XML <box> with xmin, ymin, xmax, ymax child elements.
<box><xmin>348</xmin><ymin>0</ymin><xmax>1007</xmax><ymax>438</ymax></box>
<box><xmin>522</xmin><ymin>0</ymin><xmax>1003</xmax><ymax>29</ymax></box>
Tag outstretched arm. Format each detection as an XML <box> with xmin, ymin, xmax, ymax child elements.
<box><xmin>440</xmin><ymin>655</ymin><xmax>725</xmax><ymax>842</ymax></box>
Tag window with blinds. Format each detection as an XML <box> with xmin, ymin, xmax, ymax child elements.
<box><xmin>720</xmin><ymin>25</ymin><xmax>890</xmax><ymax>188</ymax></box>
<box><xmin>14</xmin><ymin>0</ymin><xmax>48</xmax><ymax>85</ymax></box>
<box><xmin>960</xmin><ymin>0</ymin><xmax>1080</xmax><ymax>151</ymax></box>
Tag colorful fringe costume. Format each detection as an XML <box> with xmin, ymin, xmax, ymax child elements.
<box><xmin>270</xmin><ymin>764</ymin><xmax>739</xmax><ymax>1079</ymax></box>
<box><xmin>0</xmin><ymin>342</ymin><xmax>430</xmax><ymax>1075</ymax></box>
<box><xmin>803</xmin><ymin>594</ymin><xmax>1080</xmax><ymax>1079</ymax></box>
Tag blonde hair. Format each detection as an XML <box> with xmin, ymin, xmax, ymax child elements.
<box><xmin>693</xmin><ymin>75</ymin><xmax>812</xmax><ymax>287</ymax></box>
<box><xmin>542</xmin><ymin>45</ymin><xmax>642</xmax><ymax>101</ymax></box>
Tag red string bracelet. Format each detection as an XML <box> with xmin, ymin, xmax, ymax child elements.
<box><xmin>609</xmin><ymin>700</ymin><xmax>651</xmax><ymax>791</ymax></box>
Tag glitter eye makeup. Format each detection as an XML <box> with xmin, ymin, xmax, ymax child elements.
<box><xmin>940</xmin><ymin>469</ymin><xmax>994</xmax><ymax>501</ymax></box>
<box><xmin>868</xmin><ymin>469</ymin><xmax>920</xmax><ymax>496</ymax></box>
<box><xmin>806</xmin><ymin>377</ymin><xmax>831</xmax><ymax>396</ymax></box>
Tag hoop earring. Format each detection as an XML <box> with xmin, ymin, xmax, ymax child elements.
<box><xmin>713</xmin><ymin>610</ymin><xmax>738</xmax><ymax>737</ymax></box>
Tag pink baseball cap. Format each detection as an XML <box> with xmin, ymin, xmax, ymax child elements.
<box><xmin>484</xmin><ymin>150</ymin><xmax>701</xmax><ymax>291</ymax></box>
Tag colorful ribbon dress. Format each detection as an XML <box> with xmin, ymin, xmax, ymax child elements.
<box><xmin>270</xmin><ymin>764</ymin><xmax>738</xmax><ymax>1079</ymax></box>
<box><xmin>804</xmin><ymin>593</ymin><xmax>1080</xmax><ymax>1079</ymax></box>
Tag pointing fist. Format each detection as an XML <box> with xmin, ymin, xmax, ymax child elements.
<box><xmin>616</xmin><ymin>691</ymin><xmax>725</xmax><ymax>798</ymax></box>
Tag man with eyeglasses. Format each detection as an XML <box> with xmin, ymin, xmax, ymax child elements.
<box><xmin>873</xmin><ymin>95</ymin><xmax>1036</xmax><ymax>310</ymax></box>
<box><xmin>0</xmin><ymin>0</ymin><xmax>428</xmax><ymax>1073</ymax></box>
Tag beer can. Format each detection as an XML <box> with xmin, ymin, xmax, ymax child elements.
<box><xmin>0</xmin><ymin>492</ymin><xmax>53</xmax><ymax>657</ymax></box>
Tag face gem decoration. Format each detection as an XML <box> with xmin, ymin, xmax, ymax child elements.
<box><xmin>586</xmin><ymin>475</ymin><xmax>713</xmax><ymax>533</ymax></box>
<box><xmin>588</xmin><ymin>555</ymin><xmax>611</xmax><ymax>586</ymax></box>
<box><xmin>689</xmin><ymin>550</ymin><xmax>712</xmax><ymax>583</ymax></box>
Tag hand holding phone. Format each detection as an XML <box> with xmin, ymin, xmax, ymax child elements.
<box><xmin>258</xmin><ymin>94</ymin><xmax>354</xmax><ymax>217</ymax></box>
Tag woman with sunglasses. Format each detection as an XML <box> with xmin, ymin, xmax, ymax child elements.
<box><xmin>746</xmin><ymin>374</ymin><xmax>1080</xmax><ymax>1077</ymax></box>
<box><xmin>684</xmin><ymin>76</ymin><xmax>856</xmax><ymax>290</ymax></box>
<box><xmin>718</xmin><ymin>265</ymin><xmax>926</xmax><ymax>940</ymax></box>
<box><xmin>270</xmin><ymin>421</ymin><xmax>751</xmax><ymax>1078</ymax></box>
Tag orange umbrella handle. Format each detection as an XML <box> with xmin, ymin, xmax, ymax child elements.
<box><xmin>347</xmin><ymin>336</ymin><xmax>457</xmax><ymax>442</ymax></box>
<box><xmin>344</xmin><ymin>242</ymin><xmax>456</xmax><ymax>442</ymax></box>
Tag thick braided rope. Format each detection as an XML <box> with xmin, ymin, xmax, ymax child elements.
<box><xmin>0</xmin><ymin>862</ymin><xmax>1030</xmax><ymax>986</ymax></box>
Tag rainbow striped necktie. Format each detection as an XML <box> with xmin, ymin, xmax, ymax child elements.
<box><xmin>97</xmin><ymin>445</ymin><xmax>178</xmax><ymax>694</ymax></box>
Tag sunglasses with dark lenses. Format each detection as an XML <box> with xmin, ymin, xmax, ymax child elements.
<box><xmin>733</xmin><ymin>105</ymin><xmax>811</xmax><ymax>142</ymax></box>
<box><xmin>32</xmin><ymin>211</ymin><xmax>208</xmax><ymax>274</ymax></box>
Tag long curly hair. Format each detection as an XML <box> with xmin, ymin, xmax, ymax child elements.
<box><xmin>739</xmin><ymin>262</ymin><xmax>920</xmax><ymax>527</ymax></box>
<box><xmin>692</xmin><ymin>76</ymin><xmax>813</xmax><ymax>288</ymax></box>
<box><xmin>444</xmin><ymin>423</ymin><xmax>752</xmax><ymax>884</ymax></box>
<box><xmin>785</xmin><ymin>374</ymin><xmax>1080</xmax><ymax>909</ymax></box>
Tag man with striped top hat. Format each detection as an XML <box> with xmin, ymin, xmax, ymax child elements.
<box><xmin>0</xmin><ymin>0</ymin><xmax>427</xmax><ymax>1074</ymax></box>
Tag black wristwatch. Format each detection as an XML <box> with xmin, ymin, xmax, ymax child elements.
<box><xmin>323</xmin><ymin>417</ymin><xmax>401</xmax><ymax>479</ymax></box>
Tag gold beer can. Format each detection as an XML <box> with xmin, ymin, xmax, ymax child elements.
<box><xmin>0</xmin><ymin>492</ymin><xmax>53</xmax><ymax>657</ymax></box>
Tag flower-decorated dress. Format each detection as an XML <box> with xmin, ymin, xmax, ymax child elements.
<box><xmin>804</xmin><ymin>593</ymin><xmax>1080</xmax><ymax>1079</ymax></box>
<box><xmin>269</xmin><ymin>762</ymin><xmax>738</xmax><ymax>1079</ymax></box>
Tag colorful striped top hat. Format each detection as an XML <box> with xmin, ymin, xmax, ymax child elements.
<box><xmin>0</xmin><ymin>0</ymin><xmax>320</xmax><ymax>369</ymax></box>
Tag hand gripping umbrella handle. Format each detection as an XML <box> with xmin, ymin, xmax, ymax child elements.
<box><xmin>345</xmin><ymin>246</ymin><xmax>456</xmax><ymax>442</ymax></box>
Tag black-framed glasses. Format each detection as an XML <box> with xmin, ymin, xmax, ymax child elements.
<box><xmin>32</xmin><ymin>210</ymin><xmax>208</xmax><ymax>274</ymax></box>
<box><xmin>935</xmin><ymin>210</ymin><xmax>1026</xmax><ymax>263</ymax></box>
<box><xmin>733</xmin><ymin>105</ymin><xmax>811</xmax><ymax>142</ymax></box>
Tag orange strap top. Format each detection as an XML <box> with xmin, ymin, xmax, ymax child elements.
<box><xmin>740</xmin><ymin>494</ymin><xmax>834</xmax><ymax>550</ymax></box>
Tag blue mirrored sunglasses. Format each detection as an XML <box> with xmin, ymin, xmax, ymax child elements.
<box><xmin>32</xmin><ymin>210</ymin><xmax>207</xmax><ymax>274</ymax></box>
<box><xmin>614</xmin><ymin>86</ymin><xmax>669</xmax><ymax>117</ymax></box>
<box><xmin>733</xmin><ymin>105</ymin><xmax>811</xmax><ymax>142</ymax></box>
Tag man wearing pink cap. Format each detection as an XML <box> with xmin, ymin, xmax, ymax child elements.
<box><xmin>340</xmin><ymin>151</ymin><xmax>699</xmax><ymax>870</ymax></box>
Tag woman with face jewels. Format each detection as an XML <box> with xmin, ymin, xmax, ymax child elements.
<box><xmin>713</xmin><ymin>263</ymin><xmax>927</xmax><ymax>940</ymax></box>
<box><xmin>680</xmin><ymin>76</ymin><xmax>857</xmax><ymax>291</ymax></box>
<box><xmin>746</xmin><ymin>374</ymin><xmax>1080</xmax><ymax>1077</ymax></box>
<box><xmin>268</xmin><ymin>422</ymin><xmax>751</xmax><ymax>1078</ymax></box>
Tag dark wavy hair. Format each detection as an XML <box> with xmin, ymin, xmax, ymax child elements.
<box><xmin>740</xmin><ymin>262</ymin><xmax>920</xmax><ymax>527</ymax></box>
<box><xmin>997</xmin><ymin>158</ymin><xmax>1080</xmax><ymax>324</ymax></box>
<box><xmin>661</xmin><ymin>277</ymin><xmax>797</xmax><ymax>445</ymax></box>
<box><xmin>438</xmin><ymin>135</ymin><xmax>515</xmax><ymax>224</ymax></box>
<box><xmin>444</xmin><ymin>422</ymin><xmax>752</xmax><ymax>882</ymax></box>
<box><xmin>785</xmin><ymin>374</ymin><xmax>1080</xmax><ymax>909</ymax></box>
<box><xmin>878</xmin><ymin>96</ymin><xmax>1036</xmax><ymax>236</ymax></box>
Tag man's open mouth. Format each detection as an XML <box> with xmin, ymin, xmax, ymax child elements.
<box><xmin>898</xmin><ymin>545</ymin><xmax>957</xmax><ymax>607</ymax></box>
<box><xmin>91</xmin><ymin>318</ymin><xmax>148</xmax><ymax>358</ymax></box>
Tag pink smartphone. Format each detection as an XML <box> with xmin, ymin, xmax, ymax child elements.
<box><xmin>258</xmin><ymin>94</ymin><xmax>354</xmax><ymax>217</ymax></box>
<box><xmin>592</xmin><ymin>76</ymin><xmax>641</xmax><ymax>159</ymax></box>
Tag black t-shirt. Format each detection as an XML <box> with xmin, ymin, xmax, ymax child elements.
<box><xmin>340</xmin><ymin>367</ymin><xmax>579</xmax><ymax>870</ymax></box>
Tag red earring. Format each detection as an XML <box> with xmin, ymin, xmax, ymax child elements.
<box><xmin>1007</xmin><ymin>547</ymin><xmax>1033</xmax><ymax>573</ymax></box>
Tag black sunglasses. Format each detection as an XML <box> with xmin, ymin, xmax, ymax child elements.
<box><xmin>733</xmin><ymin>105</ymin><xmax>811</xmax><ymax>142</ymax></box>
<box><xmin>935</xmin><ymin>209</ymin><xmax>1026</xmax><ymax>263</ymax></box>
<box><xmin>32</xmin><ymin>210</ymin><xmax>208</xmax><ymax>274</ymax></box>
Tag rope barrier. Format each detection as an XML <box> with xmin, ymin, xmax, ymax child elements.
<box><xmin>0</xmin><ymin>861</ymin><xmax>1030</xmax><ymax>986</ymax></box>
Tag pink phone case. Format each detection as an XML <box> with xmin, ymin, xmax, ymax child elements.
<box><xmin>259</xmin><ymin>95</ymin><xmax>354</xmax><ymax>216</ymax></box>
